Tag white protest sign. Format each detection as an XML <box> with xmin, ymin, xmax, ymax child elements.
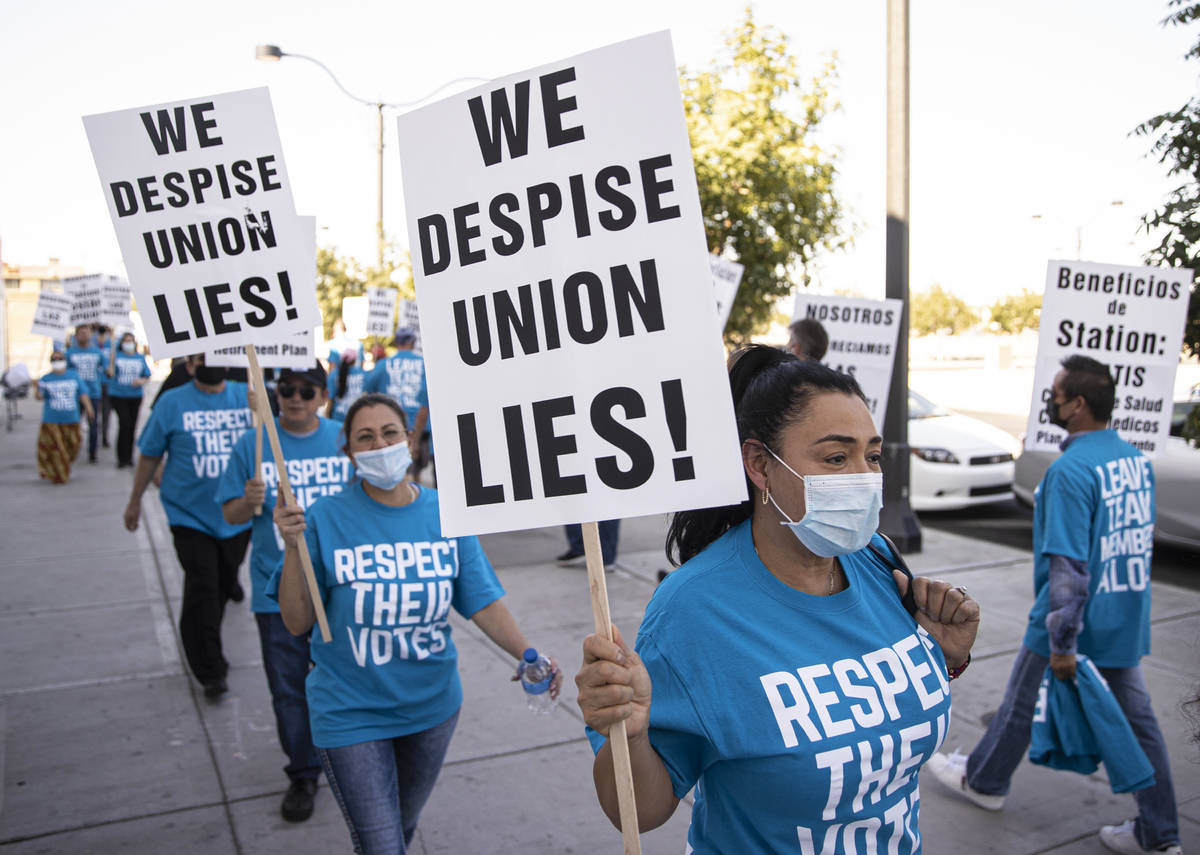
<box><xmin>341</xmin><ymin>296</ymin><xmax>368</xmax><ymax>340</ymax></box>
<box><xmin>1024</xmin><ymin>259</ymin><xmax>1191</xmax><ymax>456</ymax></box>
<box><xmin>30</xmin><ymin>289</ymin><xmax>74</xmax><ymax>340</ymax></box>
<box><xmin>791</xmin><ymin>294</ymin><xmax>903</xmax><ymax>430</ymax></box>
<box><xmin>397</xmin><ymin>298</ymin><xmax>423</xmax><ymax>354</ymax></box>
<box><xmin>64</xmin><ymin>274</ymin><xmax>104</xmax><ymax>327</ymax></box>
<box><xmin>100</xmin><ymin>276</ymin><xmax>133</xmax><ymax>327</ymax></box>
<box><xmin>83</xmin><ymin>88</ymin><xmax>318</xmax><ymax>359</ymax></box>
<box><xmin>398</xmin><ymin>31</ymin><xmax>744</xmax><ymax>537</ymax></box>
<box><xmin>710</xmin><ymin>255</ymin><xmax>744</xmax><ymax>333</ymax></box>
<box><xmin>365</xmin><ymin>287</ymin><xmax>398</xmax><ymax>337</ymax></box>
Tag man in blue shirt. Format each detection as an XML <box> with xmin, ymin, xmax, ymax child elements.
<box><xmin>65</xmin><ymin>324</ymin><xmax>107</xmax><ymax>463</ymax></box>
<box><xmin>927</xmin><ymin>355</ymin><xmax>1180</xmax><ymax>855</ymax></box>
<box><xmin>217</xmin><ymin>363</ymin><xmax>353</xmax><ymax>823</ymax></box>
<box><xmin>365</xmin><ymin>327</ymin><xmax>432</xmax><ymax>482</ymax></box>
<box><xmin>123</xmin><ymin>355</ymin><xmax>253</xmax><ymax>699</ymax></box>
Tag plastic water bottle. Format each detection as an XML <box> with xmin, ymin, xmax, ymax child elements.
<box><xmin>519</xmin><ymin>648</ymin><xmax>557</xmax><ymax>715</ymax></box>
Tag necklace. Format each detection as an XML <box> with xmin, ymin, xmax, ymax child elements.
<box><xmin>827</xmin><ymin>560</ymin><xmax>839</xmax><ymax>596</ymax></box>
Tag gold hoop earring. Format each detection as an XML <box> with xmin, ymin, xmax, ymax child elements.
<box><xmin>762</xmin><ymin>488</ymin><xmax>770</xmax><ymax>505</ymax></box>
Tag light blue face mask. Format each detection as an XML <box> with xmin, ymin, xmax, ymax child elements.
<box><xmin>764</xmin><ymin>446</ymin><xmax>884</xmax><ymax>557</ymax></box>
<box><xmin>353</xmin><ymin>441</ymin><xmax>412</xmax><ymax>490</ymax></box>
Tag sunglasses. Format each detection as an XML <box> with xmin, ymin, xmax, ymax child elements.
<box><xmin>277</xmin><ymin>382</ymin><xmax>317</xmax><ymax>400</ymax></box>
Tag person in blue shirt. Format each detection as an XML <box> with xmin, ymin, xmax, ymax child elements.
<box><xmin>326</xmin><ymin>348</ymin><xmax>365</xmax><ymax>422</ymax></box>
<box><xmin>575</xmin><ymin>346</ymin><xmax>980</xmax><ymax>854</ymax></box>
<box><xmin>122</xmin><ymin>354</ymin><xmax>253</xmax><ymax>698</ymax></box>
<box><xmin>926</xmin><ymin>355</ymin><xmax>1181</xmax><ymax>855</ymax></box>
<box><xmin>65</xmin><ymin>324</ymin><xmax>107</xmax><ymax>464</ymax></box>
<box><xmin>106</xmin><ymin>331</ymin><xmax>151</xmax><ymax>468</ymax></box>
<box><xmin>94</xmin><ymin>324</ymin><xmax>114</xmax><ymax>448</ymax></box>
<box><xmin>218</xmin><ymin>362</ymin><xmax>353</xmax><ymax>824</ymax></box>
<box><xmin>34</xmin><ymin>350</ymin><xmax>94</xmax><ymax>484</ymax></box>
<box><xmin>271</xmin><ymin>393</ymin><xmax>560</xmax><ymax>854</ymax></box>
<box><xmin>364</xmin><ymin>328</ymin><xmax>432</xmax><ymax>483</ymax></box>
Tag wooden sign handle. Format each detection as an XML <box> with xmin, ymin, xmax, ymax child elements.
<box><xmin>582</xmin><ymin>521</ymin><xmax>642</xmax><ymax>855</ymax></box>
<box><xmin>245</xmin><ymin>345</ymin><xmax>332</xmax><ymax>642</ymax></box>
<box><xmin>249</xmin><ymin>374</ymin><xmax>263</xmax><ymax>516</ymax></box>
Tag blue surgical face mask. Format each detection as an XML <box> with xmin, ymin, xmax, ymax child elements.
<box><xmin>764</xmin><ymin>446</ymin><xmax>884</xmax><ymax>557</ymax></box>
<box><xmin>353</xmin><ymin>441</ymin><xmax>412</xmax><ymax>490</ymax></box>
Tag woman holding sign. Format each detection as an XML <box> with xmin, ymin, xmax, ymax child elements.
<box><xmin>34</xmin><ymin>350</ymin><xmax>94</xmax><ymax>484</ymax></box>
<box><xmin>576</xmin><ymin>345</ymin><xmax>980</xmax><ymax>854</ymax></box>
<box><xmin>271</xmin><ymin>392</ymin><xmax>560</xmax><ymax>855</ymax></box>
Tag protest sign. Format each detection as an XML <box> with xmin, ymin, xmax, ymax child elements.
<box><xmin>397</xmin><ymin>31</ymin><xmax>744</xmax><ymax>539</ymax></box>
<box><xmin>83</xmin><ymin>88</ymin><xmax>317</xmax><ymax>358</ymax></box>
<box><xmin>710</xmin><ymin>255</ymin><xmax>744</xmax><ymax>333</ymax></box>
<box><xmin>365</xmin><ymin>287</ymin><xmax>398</xmax><ymax>337</ymax></box>
<box><xmin>397</xmin><ymin>298</ymin><xmax>423</xmax><ymax>353</ymax></box>
<box><xmin>64</xmin><ymin>275</ymin><xmax>104</xmax><ymax>328</ymax></box>
<box><xmin>790</xmin><ymin>294</ymin><xmax>903</xmax><ymax>430</ymax></box>
<box><xmin>341</xmin><ymin>296</ymin><xmax>368</xmax><ymax>340</ymax></box>
<box><xmin>1024</xmin><ymin>259</ymin><xmax>1191</xmax><ymax>456</ymax></box>
<box><xmin>30</xmin><ymin>288</ymin><xmax>74</xmax><ymax>340</ymax></box>
<box><xmin>100</xmin><ymin>277</ymin><xmax>133</xmax><ymax>328</ymax></box>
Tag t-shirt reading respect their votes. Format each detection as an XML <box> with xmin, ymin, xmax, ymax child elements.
<box><xmin>138</xmin><ymin>381</ymin><xmax>253</xmax><ymax>538</ymax></box>
<box><xmin>589</xmin><ymin>522</ymin><xmax>952</xmax><ymax>855</ymax></box>
<box><xmin>66</xmin><ymin>342</ymin><xmax>107</xmax><ymax>400</ymax></box>
<box><xmin>215</xmin><ymin>417</ymin><xmax>353</xmax><ymax>613</ymax></box>
<box><xmin>1024</xmin><ymin>430</ymin><xmax>1154</xmax><ymax>669</ymax></box>
<box><xmin>266</xmin><ymin>482</ymin><xmax>504</xmax><ymax>748</ymax></box>
<box><xmin>39</xmin><ymin>370</ymin><xmax>86</xmax><ymax>424</ymax></box>
<box><xmin>107</xmin><ymin>352</ymin><xmax>152</xmax><ymax>398</ymax></box>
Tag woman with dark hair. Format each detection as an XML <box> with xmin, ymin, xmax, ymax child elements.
<box><xmin>575</xmin><ymin>344</ymin><xmax>981</xmax><ymax>853</ymax></box>
<box><xmin>326</xmin><ymin>347</ymin><xmax>365</xmax><ymax>422</ymax></box>
<box><xmin>35</xmin><ymin>349</ymin><xmax>93</xmax><ymax>483</ymax></box>
<box><xmin>272</xmin><ymin>393</ymin><xmax>559</xmax><ymax>854</ymax></box>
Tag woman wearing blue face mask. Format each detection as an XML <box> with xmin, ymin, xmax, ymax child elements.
<box><xmin>575</xmin><ymin>345</ymin><xmax>981</xmax><ymax>854</ymax></box>
<box><xmin>271</xmin><ymin>393</ymin><xmax>560</xmax><ymax>855</ymax></box>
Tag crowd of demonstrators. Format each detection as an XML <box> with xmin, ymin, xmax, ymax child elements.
<box><xmin>34</xmin><ymin>349</ymin><xmax>94</xmax><ymax>484</ymax></box>
<box><xmin>123</xmin><ymin>354</ymin><xmax>253</xmax><ymax>697</ymax></box>
<box><xmin>271</xmin><ymin>393</ymin><xmax>560</xmax><ymax>853</ymax></box>
<box><xmin>65</xmin><ymin>324</ymin><xmax>107</xmax><ymax>463</ymax></box>
<box><xmin>575</xmin><ymin>346</ymin><xmax>979</xmax><ymax>852</ymax></box>
<box><xmin>326</xmin><ymin>347</ymin><xmax>365</xmax><ymax>422</ymax></box>
<box><xmin>365</xmin><ymin>328</ymin><xmax>434</xmax><ymax>484</ymax></box>
<box><xmin>217</xmin><ymin>363</ymin><xmax>353</xmax><ymax>822</ymax></box>
<box><xmin>106</xmin><ymin>330</ymin><xmax>151</xmax><ymax>468</ymax></box>
<box><xmin>927</xmin><ymin>354</ymin><xmax>1182</xmax><ymax>855</ymax></box>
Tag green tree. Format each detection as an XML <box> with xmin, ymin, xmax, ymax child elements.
<box><xmin>316</xmin><ymin>246</ymin><xmax>364</xmax><ymax>339</ymax></box>
<box><xmin>682</xmin><ymin>8</ymin><xmax>846</xmax><ymax>344</ymax></box>
<box><xmin>910</xmin><ymin>285</ymin><xmax>978</xmax><ymax>336</ymax></box>
<box><xmin>1135</xmin><ymin>0</ymin><xmax>1200</xmax><ymax>359</ymax></box>
<box><xmin>987</xmin><ymin>290</ymin><xmax>1041</xmax><ymax>333</ymax></box>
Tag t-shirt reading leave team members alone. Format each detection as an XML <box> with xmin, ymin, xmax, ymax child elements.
<box><xmin>123</xmin><ymin>355</ymin><xmax>252</xmax><ymax>698</ymax></box>
<box><xmin>269</xmin><ymin>393</ymin><xmax>560</xmax><ymax>855</ymax></box>
<box><xmin>216</xmin><ymin>362</ymin><xmax>353</xmax><ymax>823</ymax></box>
<box><xmin>575</xmin><ymin>346</ymin><xmax>981</xmax><ymax>854</ymax></box>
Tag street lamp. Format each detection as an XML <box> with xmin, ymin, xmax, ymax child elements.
<box><xmin>255</xmin><ymin>44</ymin><xmax>487</xmax><ymax>268</ymax></box>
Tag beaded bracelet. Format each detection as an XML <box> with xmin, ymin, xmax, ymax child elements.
<box><xmin>947</xmin><ymin>653</ymin><xmax>971</xmax><ymax>681</ymax></box>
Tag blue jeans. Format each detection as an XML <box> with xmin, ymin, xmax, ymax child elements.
<box><xmin>254</xmin><ymin>612</ymin><xmax>320</xmax><ymax>783</ymax></box>
<box><xmin>320</xmin><ymin>710</ymin><xmax>459</xmax><ymax>855</ymax></box>
<box><xmin>565</xmin><ymin>520</ymin><xmax>620</xmax><ymax>565</ymax></box>
<box><xmin>966</xmin><ymin>644</ymin><xmax>1179</xmax><ymax>849</ymax></box>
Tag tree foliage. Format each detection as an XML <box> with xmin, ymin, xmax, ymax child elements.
<box><xmin>1135</xmin><ymin>0</ymin><xmax>1200</xmax><ymax>358</ymax></box>
<box><xmin>910</xmin><ymin>285</ymin><xmax>978</xmax><ymax>336</ymax></box>
<box><xmin>316</xmin><ymin>243</ymin><xmax>414</xmax><ymax>341</ymax></box>
<box><xmin>682</xmin><ymin>8</ymin><xmax>846</xmax><ymax>344</ymax></box>
<box><xmin>988</xmin><ymin>290</ymin><xmax>1041</xmax><ymax>334</ymax></box>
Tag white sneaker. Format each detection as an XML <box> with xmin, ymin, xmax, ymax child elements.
<box><xmin>924</xmin><ymin>749</ymin><xmax>1006</xmax><ymax>811</ymax></box>
<box><xmin>1099</xmin><ymin>819</ymin><xmax>1183</xmax><ymax>854</ymax></box>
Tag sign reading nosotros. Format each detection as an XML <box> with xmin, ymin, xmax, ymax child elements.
<box><xmin>1025</xmin><ymin>259</ymin><xmax>1191</xmax><ymax>456</ymax></box>
<box><xmin>83</xmin><ymin>88</ymin><xmax>318</xmax><ymax>359</ymax></box>
<box><xmin>397</xmin><ymin>32</ymin><xmax>745</xmax><ymax>536</ymax></box>
<box><xmin>791</xmin><ymin>294</ymin><xmax>903</xmax><ymax>430</ymax></box>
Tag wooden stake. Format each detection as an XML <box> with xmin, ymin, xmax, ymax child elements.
<box><xmin>249</xmin><ymin>373</ymin><xmax>263</xmax><ymax>516</ymax></box>
<box><xmin>245</xmin><ymin>345</ymin><xmax>332</xmax><ymax>642</ymax></box>
<box><xmin>582</xmin><ymin>521</ymin><xmax>642</xmax><ymax>855</ymax></box>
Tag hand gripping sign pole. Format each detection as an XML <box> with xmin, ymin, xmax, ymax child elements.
<box><xmin>246</xmin><ymin>344</ymin><xmax>332</xmax><ymax>642</ymax></box>
<box><xmin>583</xmin><ymin>521</ymin><xmax>641</xmax><ymax>854</ymax></box>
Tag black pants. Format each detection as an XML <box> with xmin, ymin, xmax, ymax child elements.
<box><xmin>100</xmin><ymin>387</ymin><xmax>112</xmax><ymax>445</ymax></box>
<box><xmin>83</xmin><ymin>410</ymin><xmax>99</xmax><ymax>461</ymax></box>
<box><xmin>169</xmin><ymin>525</ymin><xmax>250</xmax><ymax>684</ymax></box>
<box><xmin>111</xmin><ymin>396</ymin><xmax>142</xmax><ymax>465</ymax></box>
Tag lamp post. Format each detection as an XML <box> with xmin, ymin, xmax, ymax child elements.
<box><xmin>256</xmin><ymin>44</ymin><xmax>486</xmax><ymax>269</ymax></box>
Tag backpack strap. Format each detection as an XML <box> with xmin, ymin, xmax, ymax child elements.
<box><xmin>865</xmin><ymin>532</ymin><xmax>919</xmax><ymax>617</ymax></box>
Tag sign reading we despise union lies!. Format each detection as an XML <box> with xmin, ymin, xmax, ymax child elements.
<box><xmin>397</xmin><ymin>31</ymin><xmax>745</xmax><ymax>537</ymax></box>
<box><xmin>83</xmin><ymin>88</ymin><xmax>318</xmax><ymax>359</ymax></box>
<box><xmin>1025</xmin><ymin>259</ymin><xmax>1191</xmax><ymax>456</ymax></box>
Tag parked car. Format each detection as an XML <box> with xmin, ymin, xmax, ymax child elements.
<box><xmin>908</xmin><ymin>390</ymin><xmax>1020</xmax><ymax>511</ymax></box>
<box><xmin>1013</xmin><ymin>400</ymin><xmax>1200</xmax><ymax>552</ymax></box>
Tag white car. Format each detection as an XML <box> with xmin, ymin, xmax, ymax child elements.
<box><xmin>908</xmin><ymin>391</ymin><xmax>1020</xmax><ymax>511</ymax></box>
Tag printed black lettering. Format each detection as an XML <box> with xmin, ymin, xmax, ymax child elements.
<box><xmin>468</xmin><ymin>81</ymin><xmax>531</xmax><ymax>167</ymax></box>
<box><xmin>591</xmin><ymin>387</ymin><xmax>653</xmax><ymax>489</ymax></box>
<box><xmin>140</xmin><ymin>106</ymin><xmax>188</xmax><ymax>155</ymax></box>
<box><xmin>533</xmin><ymin>396</ymin><xmax>586</xmax><ymax>497</ymax></box>
<box><xmin>540</xmin><ymin>67</ymin><xmax>585</xmax><ymax>148</ymax></box>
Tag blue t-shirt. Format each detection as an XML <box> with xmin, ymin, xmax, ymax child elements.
<box><xmin>66</xmin><ymin>343</ymin><xmax>107</xmax><ymax>400</ymax></box>
<box><xmin>266</xmin><ymin>482</ymin><xmax>503</xmax><ymax>748</ymax></box>
<box><xmin>137</xmin><ymin>381</ymin><xmax>253</xmax><ymax>538</ymax></box>
<box><xmin>39</xmin><ymin>370</ymin><xmax>86</xmax><ymax>424</ymax></box>
<box><xmin>365</xmin><ymin>352</ymin><xmax>429</xmax><ymax>430</ymax></box>
<box><xmin>215</xmin><ymin>418</ymin><xmax>354</xmax><ymax>613</ymax></box>
<box><xmin>1024</xmin><ymin>430</ymin><xmax>1154</xmax><ymax>668</ymax></box>
<box><xmin>108</xmin><ymin>353</ymin><xmax>151</xmax><ymax>398</ymax></box>
<box><xmin>326</xmin><ymin>365</ymin><xmax>366</xmax><ymax>422</ymax></box>
<box><xmin>590</xmin><ymin>522</ymin><xmax>951</xmax><ymax>854</ymax></box>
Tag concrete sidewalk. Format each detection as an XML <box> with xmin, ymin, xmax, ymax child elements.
<box><xmin>0</xmin><ymin>392</ymin><xmax>1197</xmax><ymax>854</ymax></box>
